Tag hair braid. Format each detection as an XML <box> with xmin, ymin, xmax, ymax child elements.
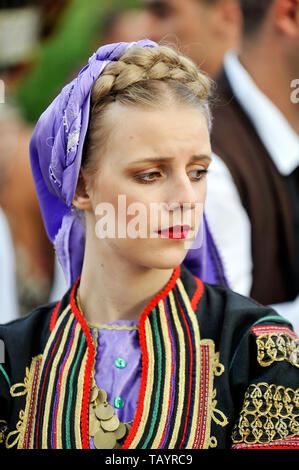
<box><xmin>83</xmin><ymin>44</ymin><xmax>212</xmax><ymax>173</ymax></box>
<box><xmin>91</xmin><ymin>45</ymin><xmax>211</xmax><ymax>104</ymax></box>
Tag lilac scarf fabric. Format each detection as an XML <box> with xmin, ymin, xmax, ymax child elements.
<box><xmin>29</xmin><ymin>39</ymin><xmax>228</xmax><ymax>288</ymax></box>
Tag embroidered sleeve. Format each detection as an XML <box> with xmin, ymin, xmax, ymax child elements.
<box><xmin>251</xmin><ymin>325</ymin><xmax>299</xmax><ymax>368</ymax></box>
<box><xmin>230</xmin><ymin>323</ymin><xmax>299</xmax><ymax>449</ymax></box>
<box><xmin>231</xmin><ymin>382</ymin><xmax>299</xmax><ymax>448</ymax></box>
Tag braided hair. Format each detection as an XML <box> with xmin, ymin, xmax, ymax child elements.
<box><xmin>82</xmin><ymin>45</ymin><xmax>212</xmax><ymax>175</ymax></box>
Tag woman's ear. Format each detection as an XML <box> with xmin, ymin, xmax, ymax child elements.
<box><xmin>274</xmin><ymin>0</ymin><xmax>299</xmax><ymax>38</ymax></box>
<box><xmin>72</xmin><ymin>169</ymin><xmax>93</xmax><ymax>211</ymax></box>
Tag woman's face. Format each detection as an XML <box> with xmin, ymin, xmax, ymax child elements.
<box><xmin>85</xmin><ymin>102</ymin><xmax>211</xmax><ymax>270</ymax></box>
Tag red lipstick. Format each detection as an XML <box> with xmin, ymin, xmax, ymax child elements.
<box><xmin>156</xmin><ymin>225</ymin><xmax>191</xmax><ymax>240</ymax></box>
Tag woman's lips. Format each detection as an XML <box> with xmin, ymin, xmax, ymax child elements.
<box><xmin>156</xmin><ymin>225</ymin><xmax>191</xmax><ymax>240</ymax></box>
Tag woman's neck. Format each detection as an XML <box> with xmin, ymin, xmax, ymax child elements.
<box><xmin>78</xmin><ymin>237</ymin><xmax>174</xmax><ymax>325</ymax></box>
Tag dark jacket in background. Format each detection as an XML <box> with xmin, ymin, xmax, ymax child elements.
<box><xmin>211</xmin><ymin>71</ymin><xmax>299</xmax><ymax>306</ymax></box>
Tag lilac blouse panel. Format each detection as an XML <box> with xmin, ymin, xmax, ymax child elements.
<box><xmin>90</xmin><ymin>320</ymin><xmax>141</xmax><ymax>424</ymax></box>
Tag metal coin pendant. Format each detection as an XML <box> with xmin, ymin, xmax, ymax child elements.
<box><xmin>89</xmin><ymin>416</ymin><xmax>100</xmax><ymax>437</ymax></box>
<box><xmin>114</xmin><ymin>422</ymin><xmax>127</xmax><ymax>441</ymax></box>
<box><xmin>93</xmin><ymin>428</ymin><xmax>116</xmax><ymax>449</ymax></box>
<box><xmin>95</xmin><ymin>403</ymin><xmax>114</xmax><ymax>420</ymax></box>
<box><xmin>90</xmin><ymin>387</ymin><xmax>99</xmax><ymax>403</ymax></box>
<box><xmin>97</xmin><ymin>389</ymin><xmax>107</xmax><ymax>404</ymax></box>
<box><xmin>100</xmin><ymin>415</ymin><xmax>120</xmax><ymax>432</ymax></box>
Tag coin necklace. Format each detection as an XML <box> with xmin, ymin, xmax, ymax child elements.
<box><xmin>76</xmin><ymin>289</ymin><xmax>133</xmax><ymax>449</ymax></box>
<box><xmin>89</xmin><ymin>375</ymin><xmax>132</xmax><ymax>449</ymax></box>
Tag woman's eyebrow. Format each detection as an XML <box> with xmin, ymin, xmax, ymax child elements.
<box><xmin>130</xmin><ymin>155</ymin><xmax>212</xmax><ymax>165</ymax></box>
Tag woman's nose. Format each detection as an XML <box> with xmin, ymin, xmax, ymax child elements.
<box><xmin>165</xmin><ymin>173</ymin><xmax>200</xmax><ymax>210</ymax></box>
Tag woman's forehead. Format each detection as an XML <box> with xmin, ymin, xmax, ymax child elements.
<box><xmin>100</xmin><ymin>103</ymin><xmax>211</xmax><ymax>166</ymax></box>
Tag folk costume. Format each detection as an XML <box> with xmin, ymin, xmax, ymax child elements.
<box><xmin>0</xmin><ymin>41</ymin><xmax>298</xmax><ymax>450</ymax></box>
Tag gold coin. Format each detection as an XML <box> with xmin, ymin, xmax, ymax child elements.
<box><xmin>89</xmin><ymin>415</ymin><xmax>100</xmax><ymax>437</ymax></box>
<box><xmin>93</xmin><ymin>428</ymin><xmax>116</xmax><ymax>449</ymax></box>
<box><xmin>95</xmin><ymin>403</ymin><xmax>114</xmax><ymax>420</ymax></box>
<box><xmin>89</xmin><ymin>409</ymin><xmax>99</xmax><ymax>424</ymax></box>
<box><xmin>90</xmin><ymin>387</ymin><xmax>99</xmax><ymax>402</ymax></box>
<box><xmin>100</xmin><ymin>415</ymin><xmax>120</xmax><ymax>432</ymax></box>
<box><xmin>97</xmin><ymin>389</ymin><xmax>107</xmax><ymax>403</ymax></box>
<box><xmin>90</xmin><ymin>376</ymin><xmax>96</xmax><ymax>389</ymax></box>
<box><xmin>89</xmin><ymin>406</ymin><xmax>96</xmax><ymax>419</ymax></box>
<box><xmin>114</xmin><ymin>422</ymin><xmax>127</xmax><ymax>441</ymax></box>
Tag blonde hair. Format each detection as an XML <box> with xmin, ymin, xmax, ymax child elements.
<box><xmin>82</xmin><ymin>44</ymin><xmax>212</xmax><ymax>174</ymax></box>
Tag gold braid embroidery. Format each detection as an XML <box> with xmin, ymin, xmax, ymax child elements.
<box><xmin>209</xmin><ymin>350</ymin><xmax>228</xmax><ymax>448</ymax></box>
<box><xmin>0</xmin><ymin>420</ymin><xmax>8</xmax><ymax>445</ymax></box>
<box><xmin>5</xmin><ymin>355</ymin><xmax>42</xmax><ymax>449</ymax></box>
<box><xmin>232</xmin><ymin>383</ymin><xmax>299</xmax><ymax>445</ymax></box>
<box><xmin>5</xmin><ymin>367</ymin><xmax>31</xmax><ymax>449</ymax></box>
<box><xmin>256</xmin><ymin>333</ymin><xmax>299</xmax><ymax>368</ymax></box>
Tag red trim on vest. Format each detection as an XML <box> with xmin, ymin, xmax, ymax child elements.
<box><xmin>69</xmin><ymin>276</ymin><xmax>96</xmax><ymax>449</ymax></box>
<box><xmin>50</xmin><ymin>301</ymin><xmax>61</xmax><ymax>332</ymax></box>
<box><xmin>251</xmin><ymin>325</ymin><xmax>298</xmax><ymax>339</ymax></box>
<box><xmin>190</xmin><ymin>276</ymin><xmax>204</xmax><ymax>311</ymax></box>
<box><xmin>232</xmin><ymin>436</ymin><xmax>299</xmax><ymax>449</ymax></box>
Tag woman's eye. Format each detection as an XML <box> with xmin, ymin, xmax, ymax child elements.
<box><xmin>189</xmin><ymin>169</ymin><xmax>208</xmax><ymax>181</ymax></box>
<box><xmin>136</xmin><ymin>172</ymin><xmax>162</xmax><ymax>183</ymax></box>
<box><xmin>135</xmin><ymin>169</ymin><xmax>208</xmax><ymax>184</ymax></box>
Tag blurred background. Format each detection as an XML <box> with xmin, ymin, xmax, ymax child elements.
<box><xmin>1</xmin><ymin>0</ymin><xmax>298</xmax><ymax>331</ymax></box>
<box><xmin>0</xmin><ymin>0</ymin><xmax>146</xmax><ymax>320</ymax></box>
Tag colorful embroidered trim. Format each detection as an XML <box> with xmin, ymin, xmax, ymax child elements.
<box><xmin>35</xmin><ymin>303</ymin><xmax>89</xmax><ymax>449</ymax></box>
<box><xmin>122</xmin><ymin>269</ymin><xmax>227</xmax><ymax>449</ymax></box>
<box><xmin>6</xmin><ymin>302</ymin><xmax>91</xmax><ymax>449</ymax></box>
<box><xmin>232</xmin><ymin>437</ymin><xmax>299</xmax><ymax>449</ymax></box>
<box><xmin>251</xmin><ymin>325</ymin><xmax>299</xmax><ymax>368</ymax></box>
<box><xmin>193</xmin><ymin>340</ymin><xmax>227</xmax><ymax>449</ymax></box>
<box><xmin>6</xmin><ymin>355</ymin><xmax>43</xmax><ymax>449</ymax></box>
<box><xmin>251</xmin><ymin>325</ymin><xmax>298</xmax><ymax>340</ymax></box>
<box><xmin>231</xmin><ymin>382</ymin><xmax>299</xmax><ymax>447</ymax></box>
<box><xmin>69</xmin><ymin>278</ymin><xmax>96</xmax><ymax>449</ymax></box>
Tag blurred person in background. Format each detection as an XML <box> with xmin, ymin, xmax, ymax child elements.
<box><xmin>0</xmin><ymin>207</ymin><xmax>18</xmax><ymax>323</ymax></box>
<box><xmin>142</xmin><ymin>0</ymin><xmax>241</xmax><ymax>78</ymax></box>
<box><xmin>0</xmin><ymin>1</ymin><xmax>70</xmax><ymax>319</ymax></box>
<box><xmin>0</xmin><ymin>2</ymin><xmax>50</xmax><ymax>321</ymax></box>
<box><xmin>211</xmin><ymin>0</ymin><xmax>299</xmax><ymax>332</ymax></box>
<box><xmin>99</xmin><ymin>8</ymin><xmax>152</xmax><ymax>45</ymax></box>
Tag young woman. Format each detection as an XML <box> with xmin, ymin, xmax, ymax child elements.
<box><xmin>0</xmin><ymin>40</ymin><xmax>298</xmax><ymax>450</ymax></box>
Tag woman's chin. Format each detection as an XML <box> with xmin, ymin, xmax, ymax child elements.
<box><xmin>140</xmin><ymin>249</ymin><xmax>188</xmax><ymax>271</ymax></box>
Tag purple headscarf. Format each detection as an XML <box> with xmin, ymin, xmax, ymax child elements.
<box><xmin>29</xmin><ymin>39</ymin><xmax>228</xmax><ymax>288</ymax></box>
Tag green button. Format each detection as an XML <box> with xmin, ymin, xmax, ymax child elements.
<box><xmin>114</xmin><ymin>357</ymin><xmax>127</xmax><ymax>369</ymax></box>
<box><xmin>114</xmin><ymin>396</ymin><xmax>124</xmax><ymax>409</ymax></box>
